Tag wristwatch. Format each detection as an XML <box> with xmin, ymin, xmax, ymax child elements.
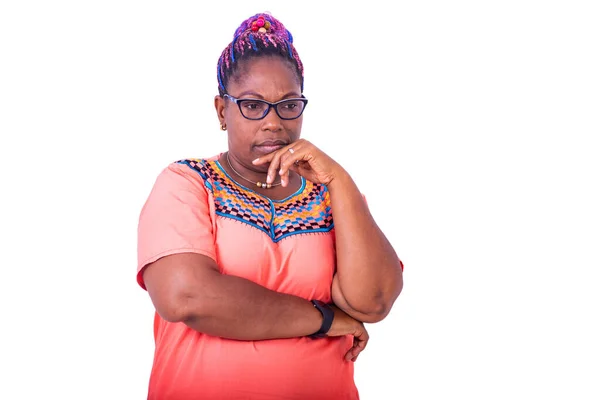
<box><xmin>309</xmin><ymin>300</ymin><xmax>334</xmax><ymax>338</ymax></box>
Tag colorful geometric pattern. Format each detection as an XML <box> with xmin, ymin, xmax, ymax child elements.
<box><xmin>176</xmin><ymin>158</ymin><xmax>334</xmax><ymax>242</ymax></box>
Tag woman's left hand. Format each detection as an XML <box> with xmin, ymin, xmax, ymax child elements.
<box><xmin>252</xmin><ymin>139</ymin><xmax>343</xmax><ymax>187</ymax></box>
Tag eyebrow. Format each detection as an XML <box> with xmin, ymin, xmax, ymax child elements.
<box><xmin>236</xmin><ymin>90</ymin><xmax>302</xmax><ymax>99</ymax></box>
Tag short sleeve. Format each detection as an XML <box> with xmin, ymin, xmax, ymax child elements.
<box><xmin>136</xmin><ymin>162</ymin><xmax>216</xmax><ymax>290</ymax></box>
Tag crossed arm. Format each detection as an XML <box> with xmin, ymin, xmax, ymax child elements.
<box><xmin>140</xmin><ymin>159</ymin><xmax>402</xmax><ymax>354</ymax></box>
<box><xmin>142</xmin><ymin>252</ymin><xmax>369</xmax><ymax>361</ymax></box>
<box><xmin>143</xmin><ymin>170</ymin><xmax>402</xmax><ymax>333</ymax></box>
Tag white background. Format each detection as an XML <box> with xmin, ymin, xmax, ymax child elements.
<box><xmin>1</xmin><ymin>1</ymin><xmax>599</xmax><ymax>399</ymax></box>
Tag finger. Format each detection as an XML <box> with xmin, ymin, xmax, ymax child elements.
<box><xmin>287</xmin><ymin>161</ymin><xmax>301</xmax><ymax>175</ymax></box>
<box><xmin>251</xmin><ymin>139</ymin><xmax>305</xmax><ymax>167</ymax></box>
<box><xmin>251</xmin><ymin>152</ymin><xmax>276</xmax><ymax>166</ymax></box>
<box><xmin>349</xmin><ymin>349</ymin><xmax>360</xmax><ymax>362</ymax></box>
<box><xmin>354</xmin><ymin>330</ymin><xmax>369</xmax><ymax>350</ymax></box>
<box><xmin>281</xmin><ymin>167</ymin><xmax>290</xmax><ymax>187</ymax></box>
<box><xmin>345</xmin><ymin>336</ymin><xmax>365</xmax><ymax>361</ymax></box>
<box><xmin>348</xmin><ymin>326</ymin><xmax>369</xmax><ymax>361</ymax></box>
<box><xmin>345</xmin><ymin>350</ymin><xmax>353</xmax><ymax>361</ymax></box>
<box><xmin>345</xmin><ymin>341</ymin><xmax>362</xmax><ymax>362</ymax></box>
<box><xmin>265</xmin><ymin>149</ymin><xmax>287</xmax><ymax>185</ymax></box>
<box><xmin>278</xmin><ymin>145</ymin><xmax>303</xmax><ymax>180</ymax></box>
<box><xmin>345</xmin><ymin>346</ymin><xmax>355</xmax><ymax>361</ymax></box>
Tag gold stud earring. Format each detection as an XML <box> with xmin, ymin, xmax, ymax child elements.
<box><xmin>220</xmin><ymin>123</ymin><xmax>227</xmax><ymax>131</ymax></box>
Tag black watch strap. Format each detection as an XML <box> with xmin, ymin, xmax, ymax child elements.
<box><xmin>309</xmin><ymin>300</ymin><xmax>334</xmax><ymax>338</ymax></box>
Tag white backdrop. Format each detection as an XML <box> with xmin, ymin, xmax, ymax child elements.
<box><xmin>1</xmin><ymin>1</ymin><xmax>599</xmax><ymax>399</ymax></box>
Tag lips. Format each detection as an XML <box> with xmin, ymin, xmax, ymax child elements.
<box><xmin>254</xmin><ymin>140</ymin><xmax>288</xmax><ymax>155</ymax></box>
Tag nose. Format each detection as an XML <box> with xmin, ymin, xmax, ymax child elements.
<box><xmin>260</xmin><ymin>105</ymin><xmax>283</xmax><ymax>131</ymax></box>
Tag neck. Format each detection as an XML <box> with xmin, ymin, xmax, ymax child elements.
<box><xmin>225</xmin><ymin>152</ymin><xmax>282</xmax><ymax>188</ymax></box>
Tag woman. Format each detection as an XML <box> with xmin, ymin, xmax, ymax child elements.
<box><xmin>137</xmin><ymin>13</ymin><xmax>403</xmax><ymax>400</ymax></box>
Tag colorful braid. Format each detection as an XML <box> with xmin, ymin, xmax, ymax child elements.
<box><xmin>217</xmin><ymin>13</ymin><xmax>304</xmax><ymax>96</ymax></box>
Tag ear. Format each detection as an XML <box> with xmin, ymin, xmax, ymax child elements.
<box><xmin>214</xmin><ymin>95</ymin><xmax>226</xmax><ymax>125</ymax></box>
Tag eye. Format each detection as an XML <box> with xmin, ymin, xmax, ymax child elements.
<box><xmin>282</xmin><ymin>102</ymin><xmax>297</xmax><ymax>110</ymax></box>
<box><xmin>243</xmin><ymin>102</ymin><xmax>262</xmax><ymax>110</ymax></box>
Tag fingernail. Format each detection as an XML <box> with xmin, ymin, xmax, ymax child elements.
<box><xmin>279</xmin><ymin>169</ymin><xmax>284</xmax><ymax>175</ymax></box>
<box><xmin>252</xmin><ymin>158</ymin><xmax>260</xmax><ymax>164</ymax></box>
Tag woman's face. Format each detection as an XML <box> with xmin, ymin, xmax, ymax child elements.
<box><xmin>215</xmin><ymin>56</ymin><xmax>303</xmax><ymax>170</ymax></box>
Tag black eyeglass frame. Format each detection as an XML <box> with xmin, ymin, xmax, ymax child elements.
<box><xmin>223</xmin><ymin>94</ymin><xmax>309</xmax><ymax>120</ymax></box>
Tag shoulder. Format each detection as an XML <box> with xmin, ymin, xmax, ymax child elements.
<box><xmin>139</xmin><ymin>155</ymin><xmax>223</xmax><ymax>219</ymax></box>
<box><xmin>158</xmin><ymin>154</ymin><xmax>223</xmax><ymax>192</ymax></box>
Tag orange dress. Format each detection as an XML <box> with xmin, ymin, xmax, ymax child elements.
<box><xmin>137</xmin><ymin>155</ymin><xmax>359</xmax><ymax>400</ymax></box>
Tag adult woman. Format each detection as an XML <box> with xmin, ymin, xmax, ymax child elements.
<box><xmin>137</xmin><ymin>13</ymin><xmax>403</xmax><ymax>400</ymax></box>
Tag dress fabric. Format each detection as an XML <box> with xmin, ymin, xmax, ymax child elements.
<box><xmin>137</xmin><ymin>155</ymin><xmax>359</xmax><ymax>400</ymax></box>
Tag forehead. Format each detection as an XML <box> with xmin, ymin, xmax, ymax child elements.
<box><xmin>229</xmin><ymin>56</ymin><xmax>302</xmax><ymax>98</ymax></box>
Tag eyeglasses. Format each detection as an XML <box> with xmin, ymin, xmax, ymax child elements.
<box><xmin>224</xmin><ymin>94</ymin><xmax>308</xmax><ymax>120</ymax></box>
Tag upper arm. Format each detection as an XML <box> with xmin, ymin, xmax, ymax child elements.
<box><xmin>332</xmin><ymin>193</ymin><xmax>404</xmax><ymax>323</ymax></box>
<box><xmin>137</xmin><ymin>162</ymin><xmax>218</xmax><ymax>320</ymax></box>
<box><xmin>143</xmin><ymin>252</ymin><xmax>220</xmax><ymax>322</ymax></box>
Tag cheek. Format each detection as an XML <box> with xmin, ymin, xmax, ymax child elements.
<box><xmin>224</xmin><ymin>107</ymin><xmax>248</xmax><ymax>133</ymax></box>
<box><xmin>227</xmin><ymin>120</ymin><xmax>258</xmax><ymax>146</ymax></box>
<box><xmin>223</xmin><ymin>104</ymin><xmax>238</xmax><ymax>121</ymax></box>
<box><xmin>287</xmin><ymin>119</ymin><xmax>303</xmax><ymax>138</ymax></box>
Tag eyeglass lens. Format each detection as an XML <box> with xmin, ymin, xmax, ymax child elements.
<box><xmin>239</xmin><ymin>99</ymin><xmax>305</xmax><ymax>119</ymax></box>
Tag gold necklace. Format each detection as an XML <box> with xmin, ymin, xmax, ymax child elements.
<box><xmin>226</xmin><ymin>152</ymin><xmax>281</xmax><ymax>189</ymax></box>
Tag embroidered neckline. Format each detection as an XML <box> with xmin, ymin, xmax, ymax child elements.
<box><xmin>213</xmin><ymin>159</ymin><xmax>307</xmax><ymax>204</ymax></box>
<box><xmin>176</xmin><ymin>158</ymin><xmax>334</xmax><ymax>242</ymax></box>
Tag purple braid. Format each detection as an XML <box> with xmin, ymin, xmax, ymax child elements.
<box><xmin>217</xmin><ymin>13</ymin><xmax>304</xmax><ymax>96</ymax></box>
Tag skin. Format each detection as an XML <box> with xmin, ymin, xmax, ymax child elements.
<box><xmin>215</xmin><ymin>56</ymin><xmax>304</xmax><ymax>199</ymax></box>
<box><xmin>218</xmin><ymin>56</ymin><xmax>403</xmax><ymax>321</ymax></box>
<box><xmin>143</xmin><ymin>56</ymin><xmax>372</xmax><ymax>362</ymax></box>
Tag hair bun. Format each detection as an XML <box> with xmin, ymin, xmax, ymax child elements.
<box><xmin>233</xmin><ymin>13</ymin><xmax>293</xmax><ymax>43</ymax></box>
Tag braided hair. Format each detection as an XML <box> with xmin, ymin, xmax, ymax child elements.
<box><xmin>217</xmin><ymin>13</ymin><xmax>304</xmax><ymax>97</ymax></box>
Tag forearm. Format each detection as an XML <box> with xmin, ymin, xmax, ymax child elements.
<box><xmin>327</xmin><ymin>170</ymin><xmax>403</xmax><ymax>320</ymax></box>
<box><xmin>181</xmin><ymin>272</ymin><xmax>323</xmax><ymax>340</ymax></box>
